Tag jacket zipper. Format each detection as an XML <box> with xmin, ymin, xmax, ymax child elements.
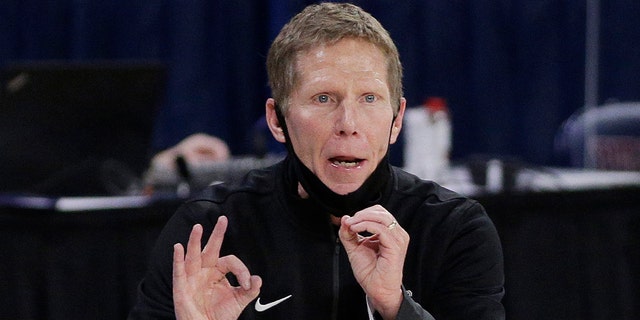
<box><xmin>331</xmin><ymin>236</ymin><xmax>341</xmax><ymax>320</ymax></box>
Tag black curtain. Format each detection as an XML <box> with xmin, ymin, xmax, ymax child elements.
<box><xmin>1</xmin><ymin>0</ymin><xmax>639</xmax><ymax>166</ymax></box>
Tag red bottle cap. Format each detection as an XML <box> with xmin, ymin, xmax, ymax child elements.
<box><xmin>423</xmin><ymin>97</ymin><xmax>447</xmax><ymax>112</ymax></box>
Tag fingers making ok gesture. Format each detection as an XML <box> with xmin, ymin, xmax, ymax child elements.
<box><xmin>172</xmin><ymin>216</ymin><xmax>262</xmax><ymax>320</ymax></box>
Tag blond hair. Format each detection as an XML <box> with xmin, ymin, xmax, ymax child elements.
<box><xmin>266</xmin><ymin>2</ymin><xmax>403</xmax><ymax>115</ymax></box>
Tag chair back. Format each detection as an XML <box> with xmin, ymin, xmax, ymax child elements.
<box><xmin>554</xmin><ymin>101</ymin><xmax>640</xmax><ymax>170</ymax></box>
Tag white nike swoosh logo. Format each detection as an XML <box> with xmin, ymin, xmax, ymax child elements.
<box><xmin>254</xmin><ymin>294</ymin><xmax>292</xmax><ymax>312</ymax></box>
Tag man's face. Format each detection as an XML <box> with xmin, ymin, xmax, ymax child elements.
<box><xmin>272</xmin><ymin>38</ymin><xmax>405</xmax><ymax>195</ymax></box>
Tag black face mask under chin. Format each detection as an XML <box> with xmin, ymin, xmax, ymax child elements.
<box><xmin>275</xmin><ymin>104</ymin><xmax>392</xmax><ymax>217</ymax></box>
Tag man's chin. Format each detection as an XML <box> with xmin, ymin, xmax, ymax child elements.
<box><xmin>326</xmin><ymin>182</ymin><xmax>364</xmax><ymax>195</ymax></box>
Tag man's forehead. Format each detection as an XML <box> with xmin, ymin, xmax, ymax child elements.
<box><xmin>293</xmin><ymin>39</ymin><xmax>386</xmax><ymax>74</ymax></box>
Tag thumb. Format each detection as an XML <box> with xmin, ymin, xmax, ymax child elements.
<box><xmin>236</xmin><ymin>275</ymin><xmax>262</xmax><ymax>308</ymax></box>
<box><xmin>338</xmin><ymin>215</ymin><xmax>359</xmax><ymax>252</ymax></box>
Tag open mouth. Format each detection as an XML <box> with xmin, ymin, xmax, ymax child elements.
<box><xmin>330</xmin><ymin>157</ymin><xmax>363</xmax><ymax>168</ymax></box>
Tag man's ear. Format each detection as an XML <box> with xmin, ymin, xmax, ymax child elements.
<box><xmin>266</xmin><ymin>98</ymin><xmax>286</xmax><ymax>143</ymax></box>
<box><xmin>389</xmin><ymin>98</ymin><xmax>406</xmax><ymax>144</ymax></box>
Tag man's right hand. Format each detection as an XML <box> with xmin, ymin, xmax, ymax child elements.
<box><xmin>172</xmin><ymin>216</ymin><xmax>262</xmax><ymax>320</ymax></box>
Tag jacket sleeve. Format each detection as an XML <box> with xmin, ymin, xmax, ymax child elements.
<box><xmin>368</xmin><ymin>287</ymin><xmax>436</xmax><ymax>320</ymax></box>
<box><xmin>395</xmin><ymin>287</ymin><xmax>436</xmax><ymax>320</ymax></box>
<box><xmin>396</xmin><ymin>200</ymin><xmax>505</xmax><ymax>320</ymax></box>
<box><xmin>426</xmin><ymin>200</ymin><xmax>506</xmax><ymax>319</ymax></box>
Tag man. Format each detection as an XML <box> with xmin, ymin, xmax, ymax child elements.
<box><xmin>129</xmin><ymin>3</ymin><xmax>504</xmax><ymax>319</ymax></box>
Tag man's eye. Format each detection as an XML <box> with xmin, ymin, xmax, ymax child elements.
<box><xmin>317</xmin><ymin>94</ymin><xmax>329</xmax><ymax>103</ymax></box>
<box><xmin>365</xmin><ymin>94</ymin><xmax>376</xmax><ymax>103</ymax></box>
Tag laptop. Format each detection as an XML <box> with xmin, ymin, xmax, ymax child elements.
<box><xmin>0</xmin><ymin>60</ymin><xmax>166</xmax><ymax>196</ymax></box>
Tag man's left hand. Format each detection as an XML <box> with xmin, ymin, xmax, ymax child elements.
<box><xmin>338</xmin><ymin>205</ymin><xmax>409</xmax><ymax>319</ymax></box>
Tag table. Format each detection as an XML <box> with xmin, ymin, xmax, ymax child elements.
<box><xmin>0</xmin><ymin>196</ymin><xmax>180</xmax><ymax>319</ymax></box>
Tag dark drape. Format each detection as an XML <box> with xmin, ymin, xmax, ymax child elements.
<box><xmin>1</xmin><ymin>0</ymin><xmax>639</xmax><ymax>165</ymax></box>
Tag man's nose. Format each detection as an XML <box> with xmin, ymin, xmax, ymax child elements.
<box><xmin>334</xmin><ymin>100</ymin><xmax>358</xmax><ymax>136</ymax></box>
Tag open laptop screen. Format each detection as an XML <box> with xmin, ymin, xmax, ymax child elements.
<box><xmin>0</xmin><ymin>60</ymin><xmax>166</xmax><ymax>196</ymax></box>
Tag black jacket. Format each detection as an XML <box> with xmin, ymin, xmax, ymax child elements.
<box><xmin>129</xmin><ymin>159</ymin><xmax>505</xmax><ymax>319</ymax></box>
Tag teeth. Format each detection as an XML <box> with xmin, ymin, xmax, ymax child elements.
<box><xmin>332</xmin><ymin>160</ymin><xmax>359</xmax><ymax>168</ymax></box>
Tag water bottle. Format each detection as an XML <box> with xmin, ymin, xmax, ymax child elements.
<box><xmin>403</xmin><ymin>97</ymin><xmax>451</xmax><ymax>182</ymax></box>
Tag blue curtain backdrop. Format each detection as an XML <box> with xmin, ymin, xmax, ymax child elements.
<box><xmin>1</xmin><ymin>0</ymin><xmax>639</xmax><ymax>166</ymax></box>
